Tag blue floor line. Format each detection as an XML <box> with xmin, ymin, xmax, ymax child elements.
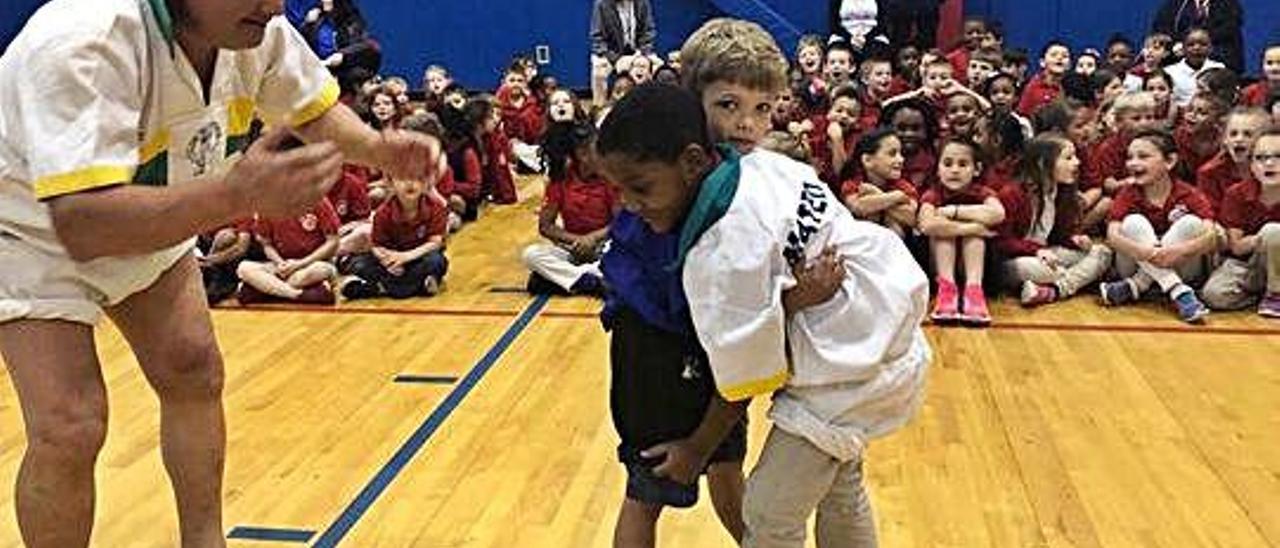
<box><xmin>226</xmin><ymin>526</ymin><xmax>315</xmax><ymax>543</ymax></box>
<box><xmin>311</xmin><ymin>295</ymin><xmax>550</xmax><ymax>547</ymax></box>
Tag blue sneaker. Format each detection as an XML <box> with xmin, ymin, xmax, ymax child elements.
<box><xmin>1100</xmin><ymin>279</ymin><xmax>1138</xmax><ymax>306</ymax></box>
<box><xmin>1172</xmin><ymin>290</ymin><xmax>1210</xmax><ymax>324</ymax></box>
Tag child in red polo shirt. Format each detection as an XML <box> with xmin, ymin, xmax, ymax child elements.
<box><xmin>1174</xmin><ymin>92</ymin><xmax>1228</xmax><ymax>180</ymax></box>
<box><xmin>856</xmin><ymin>56</ymin><xmax>895</xmax><ymax>130</ymax></box>
<box><xmin>471</xmin><ymin>96</ymin><xmax>519</xmax><ymax>205</ymax></box>
<box><xmin>1195</xmin><ymin>108</ymin><xmax>1270</xmax><ymax>209</ymax></box>
<box><xmin>882</xmin><ymin>99</ymin><xmax>940</xmax><ymax>190</ymax></box>
<box><xmin>946</xmin><ymin>17</ymin><xmax>988</xmax><ymax>85</ymax></box>
<box><xmin>329</xmin><ymin>164</ymin><xmax>373</xmax><ymax>259</ymax></box>
<box><xmin>810</xmin><ymin>83</ymin><xmax>865</xmax><ymax>186</ymax></box>
<box><xmin>919</xmin><ymin>138</ymin><xmax>1006</xmax><ymax>325</ymax></box>
<box><xmin>1242</xmin><ymin>46</ymin><xmax>1280</xmax><ymax>107</ymax></box>
<box><xmin>198</xmin><ymin>217</ymin><xmax>256</xmax><ymax>305</ymax></box>
<box><xmin>1100</xmin><ymin>130</ymin><xmax>1219</xmax><ymax>323</ymax></box>
<box><xmin>1086</xmin><ymin>91</ymin><xmax>1159</xmax><ymax>204</ymax></box>
<box><xmin>1142</xmin><ymin>71</ymin><xmax>1178</xmax><ymax>128</ymax></box>
<box><xmin>341</xmin><ymin>171</ymin><xmax>450</xmax><ymax>300</ymax></box>
<box><xmin>842</xmin><ymin>128</ymin><xmax>920</xmax><ymax>237</ymax></box>
<box><xmin>1018</xmin><ymin>41</ymin><xmax>1070</xmax><ymax>117</ymax></box>
<box><xmin>1202</xmin><ymin>130</ymin><xmax>1280</xmax><ymax>315</ymax></box>
<box><xmin>237</xmin><ymin>199</ymin><xmax>342</xmax><ymax>304</ymax></box>
<box><xmin>522</xmin><ymin>121</ymin><xmax>617</xmax><ymax>296</ymax></box>
<box><xmin>884</xmin><ymin>55</ymin><xmax>953</xmax><ymax>116</ymax></box>
<box><xmin>976</xmin><ymin>110</ymin><xmax>1026</xmax><ymax>194</ymax></box>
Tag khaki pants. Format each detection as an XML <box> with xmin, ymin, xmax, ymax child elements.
<box><xmin>1202</xmin><ymin>223</ymin><xmax>1280</xmax><ymax>310</ymax></box>
<box><xmin>1002</xmin><ymin>244</ymin><xmax>1114</xmax><ymax>296</ymax></box>
<box><xmin>743</xmin><ymin>428</ymin><xmax>877</xmax><ymax>548</ymax></box>
<box><xmin>1114</xmin><ymin>214</ymin><xmax>1209</xmax><ymax>292</ymax></box>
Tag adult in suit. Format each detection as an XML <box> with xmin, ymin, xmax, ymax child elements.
<box><xmin>1153</xmin><ymin>0</ymin><xmax>1244</xmax><ymax>73</ymax></box>
<box><xmin>590</xmin><ymin>0</ymin><xmax>657</xmax><ymax>106</ymax></box>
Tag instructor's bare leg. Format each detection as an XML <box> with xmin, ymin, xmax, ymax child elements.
<box><xmin>107</xmin><ymin>255</ymin><xmax>227</xmax><ymax>548</ymax></box>
<box><xmin>0</xmin><ymin>320</ymin><xmax>106</xmax><ymax>548</ymax></box>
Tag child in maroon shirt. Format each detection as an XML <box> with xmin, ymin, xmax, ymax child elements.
<box><xmin>237</xmin><ymin>199</ymin><xmax>342</xmax><ymax>304</ymax></box>
<box><xmin>919</xmin><ymin>138</ymin><xmax>1006</xmax><ymax>325</ymax></box>
<box><xmin>1018</xmin><ymin>42</ymin><xmax>1070</xmax><ymax>117</ymax></box>
<box><xmin>1195</xmin><ymin>108</ymin><xmax>1270</xmax><ymax>210</ymax></box>
<box><xmin>342</xmin><ymin>172</ymin><xmax>450</xmax><ymax>300</ymax></box>
<box><xmin>522</xmin><ymin>121</ymin><xmax>618</xmax><ymax>295</ymax></box>
<box><xmin>841</xmin><ymin>128</ymin><xmax>920</xmax><ymax>237</ymax></box>
<box><xmin>329</xmin><ymin>164</ymin><xmax>373</xmax><ymax>258</ymax></box>
<box><xmin>809</xmin><ymin>83</ymin><xmax>865</xmax><ymax>186</ymax></box>
<box><xmin>1202</xmin><ymin>130</ymin><xmax>1280</xmax><ymax>315</ymax></box>
<box><xmin>1101</xmin><ymin>130</ymin><xmax>1218</xmax><ymax>323</ymax></box>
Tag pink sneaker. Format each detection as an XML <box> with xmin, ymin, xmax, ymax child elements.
<box><xmin>960</xmin><ymin>284</ymin><xmax>992</xmax><ymax>325</ymax></box>
<box><xmin>931</xmin><ymin>279</ymin><xmax>960</xmax><ymax>323</ymax></box>
<box><xmin>1019</xmin><ymin>280</ymin><xmax>1059</xmax><ymax>308</ymax></box>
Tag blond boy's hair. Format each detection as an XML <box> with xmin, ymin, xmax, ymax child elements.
<box><xmin>680</xmin><ymin>18</ymin><xmax>789</xmax><ymax>96</ymax></box>
<box><xmin>1110</xmin><ymin>91</ymin><xmax>1156</xmax><ymax>116</ymax></box>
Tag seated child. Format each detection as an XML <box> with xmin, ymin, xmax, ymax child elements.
<box><xmin>329</xmin><ymin>164</ymin><xmax>374</xmax><ymax>259</ymax></box>
<box><xmin>341</xmin><ymin>170</ymin><xmax>449</xmax><ymax>300</ymax></box>
<box><xmin>597</xmin><ymin>82</ymin><xmax>931</xmax><ymax>548</ymax></box>
<box><xmin>881</xmin><ymin>98</ymin><xmax>941</xmax><ymax>189</ymax></box>
<box><xmin>918</xmin><ymin>138</ymin><xmax>1007</xmax><ymax>324</ymax></box>
<box><xmin>422</xmin><ymin>64</ymin><xmax>453</xmax><ymax>114</ymax></box>
<box><xmin>997</xmin><ymin>133</ymin><xmax>1114</xmax><ymax>307</ymax></box>
<box><xmin>1100</xmin><ymin>129</ymin><xmax>1218</xmax><ymax>323</ymax></box>
<box><xmin>198</xmin><ymin>217</ymin><xmax>255</xmax><ymax>305</ymax></box>
<box><xmin>522</xmin><ymin>121</ymin><xmax>616</xmax><ymax>296</ymax></box>
<box><xmin>1242</xmin><ymin>45</ymin><xmax>1280</xmax><ymax>107</ymax></box>
<box><xmin>1163</xmin><ymin>28</ymin><xmax>1224</xmax><ymax>107</ymax></box>
<box><xmin>1201</xmin><ymin>129</ymin><xmax>1280</xmax><ymax>315</ymax></box>
<box><xmin>1142</xmin><ymin>70</ymin><xmax>1179</xmax><ymax>128</ymax></box>
<box><xmin>1195</xmin><ymin>107</ymin><xmax>1271</xmax><ymax>209</ymax></box>
<box><xmin>810</xmin><ymin>83</ymin><xmax>865</xmax><ymax>186</ymax></box>
<box><xmin>1018</xmin><ymin>41</ymin><xmax>1071</xmax><ymax>116</ymax></box>
<box><xmin>237</xmin><ymin>199</ymin><xmax>341</xmax><ymax>304</ymax></box>
<box><xmin>1174</xmin><ymin>92</ymin><xmax>1228</xmax><ymax>180</ymax></box>
<box><xmin>841</xmin><ymin>128</ymin><xmax>921</xmax><ymax>236</ymax></box>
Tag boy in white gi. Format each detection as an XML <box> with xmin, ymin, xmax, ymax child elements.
<box><xmin>598</xmin><ymin>84</ymin><xmax>932</xmax><ymax>547</ymax></box>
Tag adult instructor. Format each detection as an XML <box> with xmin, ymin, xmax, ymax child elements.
<box><xmin>0</xmin><ymin>0</ymin><xmax>438</xmax><ymax>546</ymax></box>
<box><xmin>590</xmin><ymin>0</ymin><xmax>656</xmax><ymax>107</ymax></box>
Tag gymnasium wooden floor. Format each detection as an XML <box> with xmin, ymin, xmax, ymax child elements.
<box><xmin>1</xmin><ymin>175</ymin><xmax>1278</xmax><ymax>547</ymax></box>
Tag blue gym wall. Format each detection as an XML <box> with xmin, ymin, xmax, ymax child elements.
<box><xmin>2</xmin><ymin>0</ymin><xmax>1278</xmax><ymax>88</ymax></box>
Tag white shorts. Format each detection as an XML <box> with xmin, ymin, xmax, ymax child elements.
<box><xmin>0</xmin><ymin>230</ymin><xmax>191</xmax><ymax>325</ymax></box>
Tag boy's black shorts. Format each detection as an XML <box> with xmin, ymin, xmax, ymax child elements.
<box><xmin>608</xmin><ymin>306</ymin><xmax>747</xmax><ymax>508</ymax></box>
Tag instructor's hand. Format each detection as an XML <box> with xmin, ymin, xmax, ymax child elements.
<box><xmin>373</xmin><ymin>130</ymin><xmax>443</xmax><ymax>183</ymax></box>
<box><xmin>228</xmin><ymin>127</ymin><xmax>344</xmax><ymax>218</ymax></box>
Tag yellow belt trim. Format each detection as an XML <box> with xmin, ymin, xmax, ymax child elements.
<box><xmin>288</xmin><ymin>79</ymin><xmax>340</xmax><ymax>127</ymax></box>
<box><xmin>139</xmin><ymin>129</ymin><xmax>170</xmax><ymax>163</ymax></box>
<box><xmin>228</xmin><ymin>97</ymin><xmax>256</xmax><ymax>136</ymax></box>
<box><xmin>720</xmin><ymin>368</ymin><xmax>790</xmax><ymax>402</ymax></box>
<box><xmin>33</xmin><ymin>165</ymin><xmax>133</xmax><ymax>200</ymax></box>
